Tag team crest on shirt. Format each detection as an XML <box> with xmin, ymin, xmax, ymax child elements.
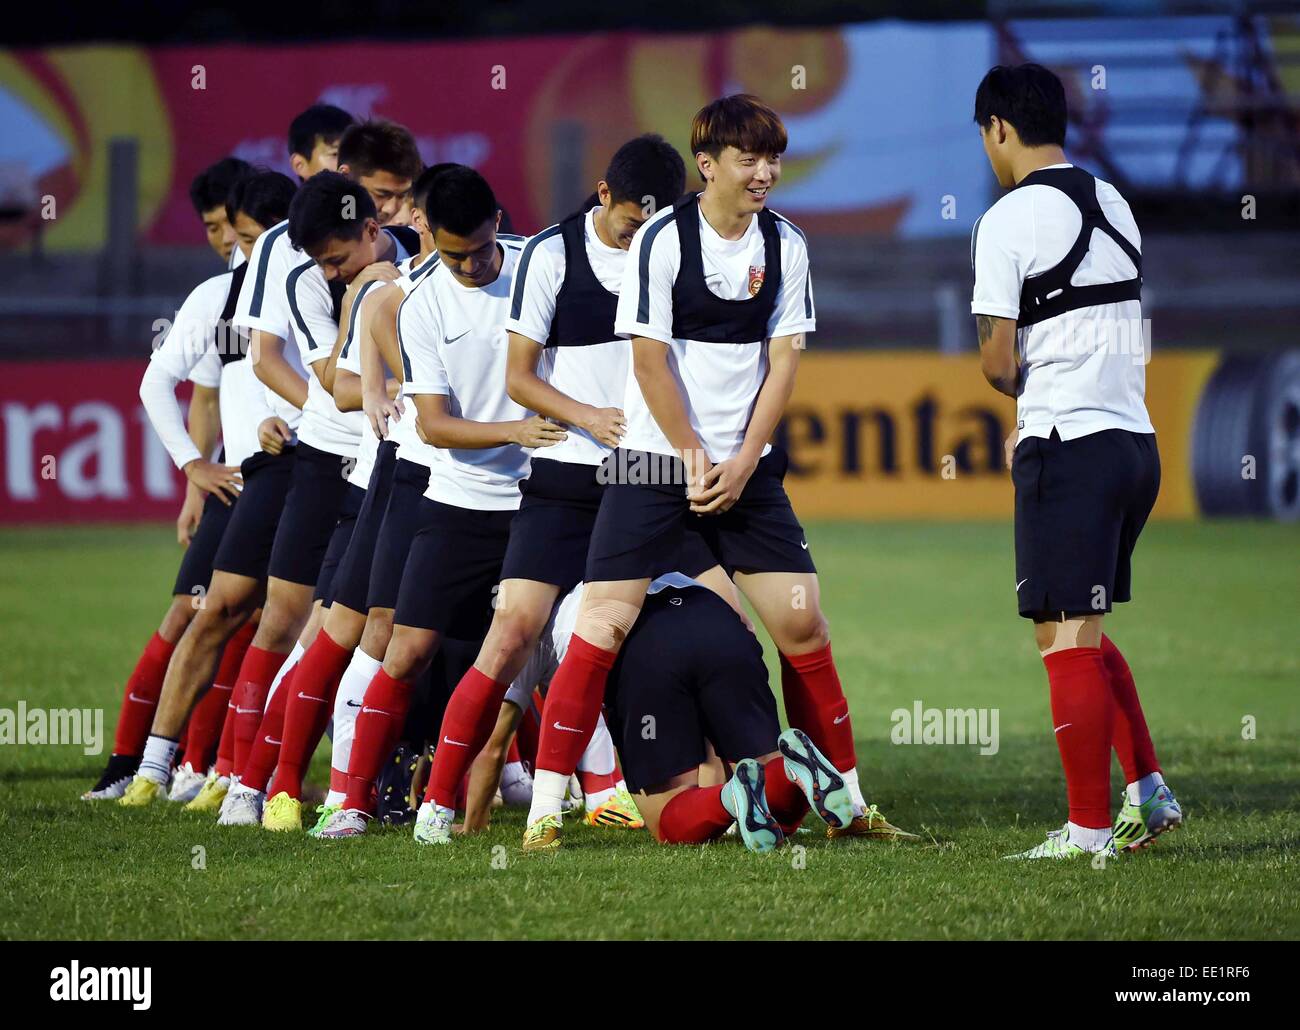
<box><xmin>748</xmin><ymin>265</ymin><xmax>765</xmax><ymax>296</ymax></box>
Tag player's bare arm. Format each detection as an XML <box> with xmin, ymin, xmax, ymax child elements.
<box><xmin>411</xmin><ymin>392</ymin><xmax>566</xmax><ymax>450</ymax></box>
<box><xmin>322</xmin><ymin>260</ymin><xmax>400</xmax><ymax>393</ymax></box>
<box><xmin>977</xmin><ymin>313</ymin><xmax>1019</xmax><ymax>397</ymax></box>
<box><xmin>250</xmin><ymin>329</ymin><xmax>309</xmax><ymax>409</ymax></box>
<box><xmin>505</xmin><ymin>331</ymin><xmax>626</xmax><ymax>448</ymax></box>
<box><xmin>694</xmin><ymin>332</ymin><xmax>800</xmax><ymax>515</ymax></box>
<box><xmin>631</xmin><ymin>335</ymin><xmax>712</xmax><ymax>490</ymax></box>
<box><xmin>362</xmin><ymin>286</ymin><xmax>405</xmax><ymax>437</ymax></box>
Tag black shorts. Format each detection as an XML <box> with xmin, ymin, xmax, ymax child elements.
<box><xmin>498</xmin><ymin>458</ymin><xmax>603</xmax><ymax>592</ymax></box>
<box><xmin>366</xmin><ymin>459</ymin><xmax>432</xmax><ymax>612</ymax></box>
<box><xmin>586</xmin><ymin>446</ymin><xmax>815</xmax><ymax>582</ymax></box>
<box><xmin>604</xmin><ymin>584</ymin><xmax>779</xmax><ymax>793</ymax></box>
<box><xmin>312</xmin><ymin>484</ymin><xmax>366</xmax><ymax>603</ymax></box>
<box><xmin>393</xmin><ymin>499</ymin><xmax>514</xmax><ymax>639</ymax></box>
<box><xmin>326</xmin><ymin>441</ymin><xmax>400</xmax><ymax>612</ymax></box>
<box><xmin>267</xmin><ymin>441</ymin><xmax>355</xmax><ymax>588</ymax></box>
<box><xmin>211</xmin><ymin>449</ymin><xmax>296</xmax><ymax>582</ymax></box>
<box><xmin>1012</xmin><ymin>428</ymin><xmax>1160</xmax><ymax>618</ymax></box>
<box><xmin>172</xmin><ymin>492</ymin><xmax>235</xmax><ymax>596</ymax></box>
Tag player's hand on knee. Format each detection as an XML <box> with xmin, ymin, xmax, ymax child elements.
<box><xmin>183</xmin><ymin>458</ymin><xmax>243</xmax><ymax>506</ymax></box>
<box><xmin>258</xmin><ymin>416</ymin><xmax>293</xmax><ymax>455</ymax></box>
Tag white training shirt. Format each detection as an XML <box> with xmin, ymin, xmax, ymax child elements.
<box><xmin>613</xmin><ymin>200</ymin><xmax>816</xmax><ymax>462</ymax></box>
<box><xmin>399</xmin><ymin>240</ymin><xmax>531</xmax><ymax>511</ymax></box>
<box><xmin>141</xmin><ymin>271</ymin><xmax>273</xmax><ymax>471</ymax></box>
<box><xmin>336</xmin><ymin>252</ymin><xmax>441</xmax><ymax>486</ymax></box>
<box><xmin>971</xmin><ymin>164</ymin><xmax>1154</xmax><ymax>441</ymax></box>
<box><xmin>506</xmin><ymin>206</ymin><xmax>629</xmax><ymax>466</ymax></box>
<box><xmin>231</xmin><ymin>220</ymin><xmax>306</xmax><ymax>438</ymax></box>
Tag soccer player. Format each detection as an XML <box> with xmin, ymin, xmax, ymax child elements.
<box><xmin>969</xmin><ymin>64</ymin><xmax>1181</xmax><ymax>860</ymax></box>
<box><xmin>413</xmin><ymin>135</ymin><xmax>701</xmax><ymax>843</ymax></box>
<box><xmin>315</xmin><ymin>166</ymin><xmax>566</xmax><ymax>839</ymax></box>
<box><xmin>521</xmin><ymin>95</ymin><xmax>899</xmax><ymax>850</ymax></box>
<box><xmin>254</xmin><ymin>164</ymin><xmax>453</xmax><ymax>832</ymax></box>
<box><xmin>80</xmin><ymin>156</ymin><xmax>254</xmax><ymax>800</ymax></box>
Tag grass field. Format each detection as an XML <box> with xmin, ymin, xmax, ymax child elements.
<box><xmin>1</xmin><ymin>520</ymin><xmax>1296</xmax><ymax>940</ymax></box>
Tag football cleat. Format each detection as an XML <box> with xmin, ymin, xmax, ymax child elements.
<box><xmin>306</xmin><ymin>804</ymin><xmax>340</xmax><ymax>838</ymax></box>
<box><xmin>117</xmin><ymin>775</ymin><xmax>166</xmax><ymax>808</ymax></box>
<box><xmin>261</xmin><ymin>792</ymin><xmax>302</xmax><ymax>832</ymax></box>
<box><xmin>777</xmin><ymin>728</ymin><xmax>855</xmax><ymax>829</ymax></box>
<box><xmin>721</xmin><ymin>758</ymin><xmax>784</xmax><ymax>855</ymax></box>
<box><xmin>167</xmin><ymin>762</ymin><xmax>207</xmax><ymax>804</ymax></box>
<box><xmin>561</xmin><ymin>773</ymin><xmax>584</xmax><ymax>815</ymax></box>
<box><xmin>1003</xmin><ymin>824</ymin><xmax>1117</xmax><ymax>861</ymax></box>
<box><xmin>184</xmin><ymin>772</ymin><xmax>230</xmax><ymax>813</ymax></box>
<box><xmin>316</xmin><ymin>807</ymin><xmax>369</xmax><ymax>839</ymax></box>
<box><xmin>413</xmin><ymin>801</ymin><xmax>455</xmax><ymax>845</ymax></box>
<box><xmin>216</xmin><ymin>789</ymin><xmax>263</xmax><ymax>826</ymax></box>
<box><xmin>827</xmin><ymin>803</ymin><xmax>921</xmax><ymax>842</ymax></box>
<box><xmin>585</xmin><ymin>787</ymin><xmax>645</xmax><ymax>829</ymax></box>
<box><xmin>522</xmin><ymin>813</ymin><xmax>563</xmax><ymax>852</ymax></box>
<box><xmin>82</xmin><ymin>754</ymin><xmax>140</xmax><ymax>801</ymax></box>
<box><xmin>1113</xmin><ymin>784</ymin><xmax>1183</xmax><ymax>853</ymax></box>
<box><xmin>376</xmin><ymin>743</ymin><xmax>421</xmax><ymax>826</ymax></box>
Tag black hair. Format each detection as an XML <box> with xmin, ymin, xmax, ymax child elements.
<box><xmin>424</xmin><ymin>166</ymin><xmax>498</xmax><ymax>237</ymax></box>
<box><xmin>337</xmin><ymin>120</ymin><xmax>423</xmax><ymax>182</ymax></box>
<box><xmin>189</xmin><ymin>157</ymin><xmax>253</xmax><ymax>216</ymax></box>
<box><xmin>287</xmin><ymin>171</ymin><xmax>377</xmax><ymax>252</ymax></box>
<box><xmin>974</xmin><ymin>63</ymin><xmax>1068</xmax><ymax>148</ymax></box>
<box><xmin>288</xmin><ymin>103</ymin><xmax>355</xmax><ymax>160</ymax></box>
<box><xmin>604</xmin><ymin>134</ymin><xmax>686</xmax><ymax>211</ymax></box>
<box><xmin>412</xmin><ymin>163</ymin><xmax>464</xmax><ymax>215</ymax></box>
<box><xmin>227</xmin><ymin>170</ymin><xmax>297</xmax><ymax>230</ymax></box>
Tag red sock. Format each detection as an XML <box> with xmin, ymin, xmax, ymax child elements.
<box><xmin>578</xmin><ymin>767</ymin><xmax>620</xmax><ymax>797</ymax></box>
<box><xmin>779</xmin><ymin>644</ymin><xmax>857</xmax><ymax>773</ymax></box>
<box><xmin>214</xmin><ymin>691</ymin><xmax>238</xmax><ymax>777</ymax></box>
<box><xmin>231</xmin><ymin>647</ymin><xmax>290</xmax><ymax>779</ymax></box>
<box><xmin>423</xmin><ymin>667</ymin><xmax>510</xmax><ymax>807</ymax></box>
<box><xmin>270</xmin><ymin>632</ymin><xmax>353</xmax><ymax>800</ymax></box>
<box><xmin>1101</xmin><ymin>635</ymin><xmax>1160</xmax><ymax>784</ymax></box>
<box><xmin>656</xmin><ymin>785</ymin><xmax>733</xmax><ymax>843</ymax></box>
<box><xmin>1044</xmin><ymin>647</ymin><xmax>1114</xmax><ymax>829</ymax></box>
<box><xmin>343</xmin><ymin>670</ymin><xmax>414</xmax><ymax>812</ymax></box>
<box><xmin>181</xmin><ymin>621</ymin><xmax>255</xmax><ymax>772</ymax></box>
<box><xmin>763</xmin><ymin>757</ymin><xmax>810</xmax><ymax>836</ymax></box>
<box><xmin>112</xmin><ymin>632</ymin><xmax>176</xmax><ymax>757</ymax></box>
<box><xmin>239</xmin><ymin>669</ymin><xmax>293</xmax><ymax>794</ymax></box>
<box><xmin>535</xmin><ymin>635</ymin><xmax>618</xmax><ymax>775</ymax></box>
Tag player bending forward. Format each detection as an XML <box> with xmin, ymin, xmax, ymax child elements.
<box><xmin>970</xmin><ymin>64</ymin><xmax>1181</xmax><ymax>860</ymax></box>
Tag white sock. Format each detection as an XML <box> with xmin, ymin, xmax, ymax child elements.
<box><xmin>232</xmin><ymin>783</ymin><xmax>265</xmax><ymax>801</ymax></box>
<box><xmin>585</xmin><ymin>786</ymin><xmax>616</xmax><ymax>808</ymax></box>
<box><xmin>324</xmin><ymin>789</ymin><xmax>346</xmax><ymax>807</ymax></box>
<box><xmin>528</xmin><ymin>769</ymin><xmax>570</xmax><ymax>824</ymax></box>
<box><xmin>577</xmin><ymin>713</ymin><xmax>617</xmax><ymax>776</ymax></box>
<box><xmin>1128</xmin><ymin>771</ymin><xmax>1165</xmax><ymax>806</ymax></box>
<box><xmin>1067</xmin><ymin>821</ymin><xmax>1113</xmax><ymax>851</ymax></box>
<box><xmin>840</xmin><ymin>766</ymin><xmax>866</xmax><ymax>816</ymax></box>
<box><xmin>139</xmin><ymin>735</ymin><xmax>179</xmax><ymax>785</ymax></box>
<box><xmin>331</xmin><ymin>647</ymin><xmax>382</xmax><ymax>781</ymax></box>
<box><xmin>265</xmin><ymin>641</ymin><xmax>305</xmax><ymax>709</ymax></box>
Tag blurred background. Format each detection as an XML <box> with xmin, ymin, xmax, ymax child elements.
<box><xmin>1</xmin><ymin>0</ymin><xmax>1297</xmax><ymax>524</ymax></box>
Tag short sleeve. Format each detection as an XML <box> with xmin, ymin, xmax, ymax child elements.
<box><xmin>336</xmin><ymin>279</ymin><xmax>387</xmax><ymax>377</ymax></box>
<box><xmin>768</xmin><ymin>221</ymin><xmax>817</xmax><ymax>339</ymax></box>
<box><xmin>233</xmin><ymin>224</ymin><xmax>293</xmax><ymax>338</ymax></box>
<box><xmin>505</xmin><ymin>228</ymin><xmax>563</xmax><ymax>346</ymax></box>
<box><xmin>286</xmin><ymin>259</ymin><xmax>338</xmax><ymax>365</ymax></box>
<box><xmin>614</xmin><ymin>210</ymin><xmax>679</xmax><ymax>345</ymax></box>
<box><xmin>971</xmin><ymin>196</ymin><xmax>1033</xmax><ymax>320</ymax></box>
<box><xmin>397</xmin><ymin>284</ymin><xmax>448</xmax><ymax>395</ymax></box>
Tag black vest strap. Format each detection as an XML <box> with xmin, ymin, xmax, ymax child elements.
<box><xmin>217</xmin><ymin>264</ymin><xmax>249</xmax><ymax>366</ymax></box>
<box><xmin>329</xmin><ymin>279</ymin><xmax>347</xmax><ymax>325</ymax></box>
<box><xmin>547</xmin><ymin>210</ymin><xmax>620</xmax><ymax>348</ymax></box>
<box><xmin>670</xmin><ymin>193</ymin><xmax>782</xmax><ymax>344</ymax></box>
<box><xmin>384</xmin><ymin>224</ymin><xmax>420</xmax><ymax>258</ymax></box>
<box><xmin>1015</xmin><ymin>166</ymin><xmax>1142</xmax><ymax>328</ymax></box>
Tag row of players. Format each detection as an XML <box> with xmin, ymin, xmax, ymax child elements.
<box><xmin>89</xmin><ymin>96</ymin><xmax>915</xmax><ymax>853</ymax></box>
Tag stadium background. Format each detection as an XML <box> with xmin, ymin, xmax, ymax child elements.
<box><xmin>1</xmin><ymin>2</ymin><xmax>1297</xmax><ymax>525</ymax></box>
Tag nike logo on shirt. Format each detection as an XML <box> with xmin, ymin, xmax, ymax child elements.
<box><xmin>444</xmin><ymin>328</ymin><xmax>472</xmax><ymax>345</ymax></box>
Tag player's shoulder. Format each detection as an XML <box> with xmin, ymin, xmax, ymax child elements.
<box><xmin>633</xmin><ymin>201</ymin><xmax>681</xmax><ymax>260</ymax></box>
<box><xmin>517</xmin><ymin>223</ymin><xmax>565</xmax><ymax>262</ymax></box>
<box><xmin>768</xmin><ymin>208</ymin><xmax>811</xmax><ymax>261</ymax></box>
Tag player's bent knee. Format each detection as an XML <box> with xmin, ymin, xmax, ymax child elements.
<box><xmin>775</xmin><ymin>611</ymin><xmax>831</xmax><ymax>654</ymax></box>
<box><xmin>576</xmin><ymin>599</ymin><xmax>642</xmax><ymax>652</ymax></box>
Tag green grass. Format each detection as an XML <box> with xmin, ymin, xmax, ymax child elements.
<box><xmin>1</xmin><ymin>521</ymin><xmax>1297</xmax><ymax>940</ymax></box>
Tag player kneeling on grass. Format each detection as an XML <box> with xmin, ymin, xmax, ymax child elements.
<box><xmin>970</xmin><ymin>64</ymin><xmax>1181</xmax><ymax>860</ymax></box>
